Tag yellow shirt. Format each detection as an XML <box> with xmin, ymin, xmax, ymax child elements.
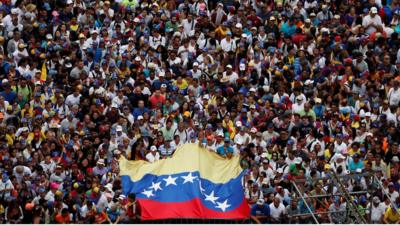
<box><xmin>348</xmin><ymin>148</ymin><xmax>360</xmax><ymax>157</ymax></box>
<box><xmin>5</xmin><ymin>134</ymin><xmax>14</xmax><ymax>145</ymax></box>
<box><xmin>70</xmin><ymin>24</ymin><xmax>79</xmax><ymax>32</ymax></box>
<box><xmin>215</xmin><ymin>26</ymin><xmax>228</xmax><ymax>39</ymax></box>
<box><xmin>21</xmin><ymin>108</ymin><xmax>34</xmax><ymax>118</ymax></box>
<box><xmin>324</xmin><ymin>149</ymin><xmax>332</xmax><ymax>160</ymax></box>
<box><xmin>385</xmin><ymin>207</ymin><xmax>400</xmax><ymax>223</ymax></box>
<box><xmin>174</xmin><ymin>79</ymin><xmax>188</xmax><ymax>90</ymax></box>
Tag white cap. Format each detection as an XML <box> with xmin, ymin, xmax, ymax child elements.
<box><xmin>113</xmin><ymin>150</ymin><xmax>121</xmax><ymax>155</ymax></box>
<box><xmin>241</xmin><ymin>33</ymin><xmax>247</xmax><ymax>38</ymax></box>
<box><xmin>46</xmin><ymin>34</ymin><xmax>53</xmax><ymax>39</ymax></box>
<box><xmin>235</xmin><ymin>121</ymin><xmax>242</xmax><ymax>127</ymax></box>
<box><xmin>371</xmin><ymin>7</ymin><xmax>378</xmax><ymax>14</ymax></box>
<box><xmin>66</xmin><ymin>0</ymin><xmax>73</xmax><ymax>4</ymax></box>
<box><xmin>305</xmin><ymin>18</ymin><xmax>311</xmax><ymax>23</ymax></box>
<box><xmin>250</xmin><ymin>127</ymin><xmax>257</xmax><ymax>133</ymax></box>
<box><xmin>277</xmin><ymin>168</ymin><xmax>283</xmax><ymax>173</ymax></box>
<box><xmin>135</xmin><ymin>56</ymin><xmax>141</xmax><ymax>61</ymax></box>
<box><xmin>116</xmin><ymin>125</ymin><xmax>123</xmax><ymax>132</ymax></box>
<box><xmin>226</xmin><ymin>64</ymin><xmax>232</xmax><ymax>69</ymax></box>
<box><xmin>249</xmin><ymin>87</ymin><xmax>256</xmax><ymax>92</ymax></box>
<box><xmin>138</xmin><ymin>115</ymin><xmax>144</xmax><ymax>120</ymax></box>
<box><xmin>294</xmin><ymin>158</ymin><xmax>302</xmax><ymax>164</ymax></box>
<box><xmin>97</xmin><ymin>159</ymin><xmax>105</xmax><ymax>165</ymax></box>
<box><xmin>235</xmin><ymin>23</ymin><xmax>243</xmax><ymax>29</ymax></box>
<box><xmin>159</xmin><ymin>72</ymin><xmax>165</xmax><ymax>77</ymax></box>
<box><xmin>239</xmin><ymin>63</ymin><xmax>246</xmax><ymax>71</ymax></box>
<box><xmin>256</xmin><ymin>199</ymin><xmax>265</xmax><ymax>205</ymax></box>
<box><xmin>321</xmin><ymin>27</ymin><xmax>330</xmax><ymax>34</ymax></box>
<box><xmin>133</xmin><ymin>17</ymin><xmax>140</xmax><ymax>23</ymax></box>
<box><xmin>365</xmin><ymin>112</ymin><xmax>371</xmax><ymax>117</ymax></box>
<box><xmin>305</xmin><ymin>79</ymin><xmax>314</xmax><ymax>85</ymax></box>
<box><xmin>193</xmin><ymin>62</ymin><xmax>199</xmax><ymax>66</ymax></box>
<box><xmin>150</xmin><ymin>145</ymin><xmax>157</xmax><ymax>151</ymax></box>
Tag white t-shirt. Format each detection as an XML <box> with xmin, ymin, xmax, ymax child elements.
<box><xmin>65</xmin><ymin>94</ymin><xmax>81</xmax><ymax>107</ymax></box>
<box><xmin>389</xmin><ymin>190</ymin><xmax>400</xmax><ymax>203</ymax></box>
<box><xmin>220</xmin><ymin>38</ymin><xmax>236</xmax><ymax>52</ymax></box>
<box><xmin>234</xmin><ymin>133</ymin><xmax>250</xmax><ymax>145</ymax></box>
<box><xmin>388</xmin><ymin>87</ymin><xmax>400</xmax><ymax>107</ymax></box>
<box><xmin>362</xmin><ymin>14</ymin><xmax>383</xmax><ymax>35</ymax></box>
<box><xmin>366</xmin><ymin>203</ymin><xmax>385</xmax><ymax>222</ymax></box>
<box><xmin>146</xmin><ymin>152</ymin><xmax>160</xmax><ymax>163</ymax></box>
<box><xmin>222</xmin><ymin>71</ymin><xmax>239</xmax><ymax>84</ymax></box>
<box><xmin>334</xmin><ymin>142</ymin><xmax>347</xmax><ymax>154</ymax></box>
<box><xmin>269</xmin><ymin>203</ymin><xmax>286</xmax><ymax>220</ymax></box>
<box><xmin>0</xmin><ymin>180</ymin><xmax>14</xmax><ymax>199</ymax></box>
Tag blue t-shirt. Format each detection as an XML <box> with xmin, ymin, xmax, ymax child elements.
<box><xmin>106</xmin><ymin>208</ymin><xmax>120</xmax><ymax>222</ymax></box>
<box><xmin>1</xmin><ymin>91</ymin><xmax>17</xmax><ymax>104</ymax></box>
<box><xmin>216</xmin><ymin>146</ymin><xmax>234</xmax><ymax>157</ymax></box>
<box><xmin>348</xmin><ymin>159</ymin><xmax>364</xmax><ymax>172</ymax></box>
<box><xmin>251</xmin><ymin>204</ymin><xmax>270</xmax><ymax>216</ymax></box>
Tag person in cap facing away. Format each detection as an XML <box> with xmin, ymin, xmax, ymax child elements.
<box><xmin>250</xmin><ymin>198</ymin><xmax>270</xmax><ymax>223</ymax></box>
<box><xmin>366</xmin><ymin>196</ymin><xmax>385</xmax><ymax>223</ymax></box>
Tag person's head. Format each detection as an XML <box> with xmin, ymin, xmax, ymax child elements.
<box><xmin>273</xmin><ymin>197</ymin><xmax>281</xmax><ymax>207</ymax></box>
<box><xmin>370</xmin><ymin>7</ymin><xmax>378</xmax><ymax>17</ymax></box>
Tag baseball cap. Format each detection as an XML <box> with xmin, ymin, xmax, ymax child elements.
<box><xmin>256</xmin><ymin>199</ymin><xmax>265</xmax><ymax>205</ymax></box>
<box><xmin>371</xmin><ymin>7</ymin><xmax>378</xmax><ymax>14</ymax></box>
<box><xmin>294</xmin><ymin>158</ymin><xmax>302</xmax><ymax>164</ymax></box>
<box><xmin>116</xmin><ymin>125</ymin><xmax>123</xmax><ymax>132</ymax></box>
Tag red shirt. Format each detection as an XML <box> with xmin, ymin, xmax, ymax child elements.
<box><xmin>149</xmin><ymin>94</ymin><xmax>165</xmax><ymax>109</ymax></box>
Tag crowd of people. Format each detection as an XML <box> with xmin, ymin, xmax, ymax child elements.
<box><xmin>1</xmin><ymin>0</ymin><xmax>400</xmax><ymax>223</ymax></box>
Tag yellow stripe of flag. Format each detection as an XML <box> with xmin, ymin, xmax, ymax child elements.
<box><xmin>119</xmin><ymin>143</ymin><xmax>243</xmax><ymax>184</ymax></box>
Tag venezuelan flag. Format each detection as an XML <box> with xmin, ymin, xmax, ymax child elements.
<box><xmin>119</xmin><ymin>143</ymin><xmax>250</xmax><ymax>220</ymax></box>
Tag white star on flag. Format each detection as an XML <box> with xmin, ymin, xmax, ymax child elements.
<box><xmin>163</xmin><ymin>176</ymin><xmax>177</xmax><ymax>186</ymax></box>
<box><xmin>204</xmin><ymin>191</ymin><xmax>219</xmax><ymax>204</ymax></box>
<box><xmin>182</xmin><ymin>172</ymin><xmax>197</xmax><ymax>184</ymax></box>
<box><xmin>149</xmin><ymin>181</ymin><xmax>163</xmax><ymax>191</ymax></box>
<box><xmin>216</xmin><ymin>200</ymin><xmax>231</xmax><ymax>212</ymax></box>
<box><xmin>142</xmin><ymin>189</ymin><xmax>154</xmax><ymax>198</ymax></box>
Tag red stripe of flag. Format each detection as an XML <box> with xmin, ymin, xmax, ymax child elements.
<box><xmin>138</xmin><ymin>198</ymin><xmax>250</xmax><ymax>220</ymax></box>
